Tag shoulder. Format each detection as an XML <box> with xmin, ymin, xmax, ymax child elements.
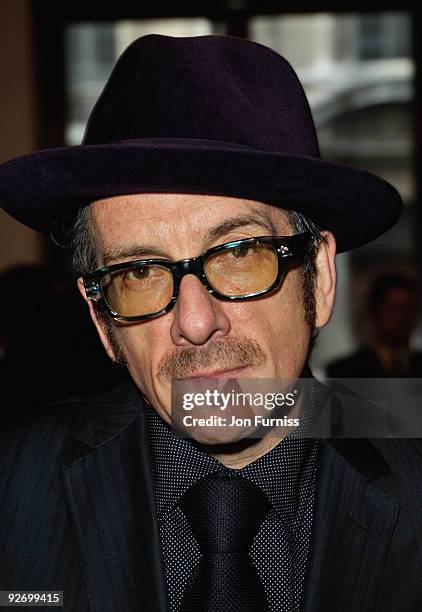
<box><xmin>0</xmin><ymin>378</ymin><xmax>140</xmax><ymax>470</ymax></box>
<box><xmin>371</xmin><ymin>437</ymin><xmax>422</xmax><ymax>472</ymax></box>
<box><xmin>322</xmin><ymin>437</ymin><xmax>422</xmax><ymax>519</ymax></box>
<box><xmin>0</xmin><ymin>394</ymin><xmax>88</xmax><ymax>481</ymax></box>
<box><xmin>1</xmin><ymin>388</ymin><xmax>95</xmax><ymax>438</ymax></box>
<box><xmin>368</xmin><ymin>438</ymin><xmax>422</xmax><ymax>505</ymax></box>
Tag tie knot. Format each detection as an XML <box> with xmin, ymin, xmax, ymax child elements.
<box><xmin>179</xmin><ymin>474</ymin><xmax>272</xmax><ymax>553</ymax></box>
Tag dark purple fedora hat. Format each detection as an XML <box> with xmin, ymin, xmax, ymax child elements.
<box><xmin>0</xmin><ymin>34</ymin><xmax>401</xmax><ymax>252</ymax></box>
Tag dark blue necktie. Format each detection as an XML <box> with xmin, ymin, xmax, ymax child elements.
<box><xmin>179</xmin><ymin>474</ymin><xmax>271</xmax><ymax>612</ymax></box>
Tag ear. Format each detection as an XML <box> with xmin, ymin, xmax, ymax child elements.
<box><xmin>314</xmin><ymin>231</ymin><xmax>337</xmax><ymax>328</ymax></box>
<box><xmin>77</xmin><ymin>277</ymin><xmax>118</xmax><ymax>362</ymax></box>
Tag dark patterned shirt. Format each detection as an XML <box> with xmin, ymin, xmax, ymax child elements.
<box><xmin>145</xmin><ymin>398</ymin><xmax>319</xmax><ymax>611</ymax></box>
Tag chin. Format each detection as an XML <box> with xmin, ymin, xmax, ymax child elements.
<box><xmin>177</xmin><ymin>422</ymin><xmax>259</xmax><ymax>446</ymax></box>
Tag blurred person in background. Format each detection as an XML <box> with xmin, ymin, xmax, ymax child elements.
<box><xmin>327</xmin><ymin>273</ymin><xmax>421</xmax><ymax>378</ymax></box>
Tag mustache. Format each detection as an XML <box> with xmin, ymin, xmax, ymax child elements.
<box><xmin>157</xmin><ymin>336</ymin><xmax>266</xmax><ymax>382</ymax></box>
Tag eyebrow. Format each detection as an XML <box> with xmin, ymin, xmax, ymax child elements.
<box><xmin>101</xmin><ymin>212</ymin><xmax>279</xmax><ymax>265</ymax></box>
<box><xmin>203</xmin><ymin>213</ymin><xmax>278</xmax><ymax>243</ymax></box>
<box><xmin>102</xmin><ymin>243</ymin><xmax>169</xmax><ymax>265</ymax></box>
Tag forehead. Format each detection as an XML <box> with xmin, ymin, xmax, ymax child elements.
<box><xmin>90</xmin><ymin>193</ymin><xmax>290</xmax><ymax>248</ymax></box>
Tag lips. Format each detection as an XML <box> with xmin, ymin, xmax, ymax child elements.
<box><xmin>182</xmin><ymin>365</ymin><xmax>250</xmax><ymax>379</ymax></box>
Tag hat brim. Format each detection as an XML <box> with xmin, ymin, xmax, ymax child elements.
<box><xmin>0</xmin><ymin>138</ymin><xmax>402</xmax><ymax>253</ymax></box>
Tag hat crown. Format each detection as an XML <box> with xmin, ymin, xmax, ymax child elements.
<box><xmin>83</xmin><ymin>34</ymin><xmax>320</xmax><ymax>157</ymax></box>
<box><xmin>0</xmin><ymin>33</ymin><xmax>401</xmax><ymax>252</ymax></box>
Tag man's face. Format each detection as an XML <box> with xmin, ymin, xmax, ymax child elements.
<box><xmin>79</xmin><ymin>193</ymin><xmax>336</xmax><ymax>443</ymax></box>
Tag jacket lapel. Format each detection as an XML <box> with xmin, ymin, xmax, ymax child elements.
<box><xmin>61</xmin><ymin>380</ymin><xmax>169</xmax><ymax>612</ymax></box>
<box><xmin>302</xmin><ymin>438</ymin><xmax>400</xmax><ymax>612</ymax></box>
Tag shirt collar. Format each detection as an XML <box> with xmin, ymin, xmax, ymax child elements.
<box><xmin>145</xmin><ymin>396</ymin><xmax>318</xmax><ymax>524</ymax></box>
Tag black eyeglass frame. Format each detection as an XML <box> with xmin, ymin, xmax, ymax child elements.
<box><xmin>83</xmin><ymin>232</ymin><xmax>313</xmax><ymax>322</ymax></box>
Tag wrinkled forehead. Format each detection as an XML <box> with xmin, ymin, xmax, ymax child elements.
<box><xmin>89</xmin><ymin>193</ymin><xmax>291</xmax><ymax>256</ymax></box>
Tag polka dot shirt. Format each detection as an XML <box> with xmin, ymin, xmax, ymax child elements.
<box><xmin>145</xmin><ymin>398</ymin><xmax>319</xmax><ymax>611</ymax></box>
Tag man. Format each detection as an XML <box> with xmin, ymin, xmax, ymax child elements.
<box><xmin>327</xmin><ymin>273</ymin><xmax>422</xmax><ymax>378</ymax></box>
<box><xmin>0</xmin><ymin>34</ymin><xmax>421</xmax><ymax>612</ymax></box>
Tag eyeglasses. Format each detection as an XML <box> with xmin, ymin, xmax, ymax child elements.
<box><xmin>83</xmin><ymin>232</ymin><xmax>312</xmax><ymax>322</ymax></box>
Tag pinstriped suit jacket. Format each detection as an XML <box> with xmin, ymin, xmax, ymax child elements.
<box><xmin>1</xmin><ymin>378</ymin><xmax>422</xmax><ymax>611</ymax></box>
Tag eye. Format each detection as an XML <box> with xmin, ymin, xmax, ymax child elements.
<box><xmin>230</xmin><ymin>245</ymin><xmax>255</xmax><ymax>258</ymax></box>
<box><xmin>122</xmin><ymin>265</ymin><xmax>169</xmax><ymax>285</ymax></box>
<box><xmin>129</xmin><ymin>267</ymin><xmax>150</xmax><ymax>280</ymax></box>
<box><xmin>121</xmin><ymin>266</ymin><xmax>154</xmax><ymax>285</ymax></box>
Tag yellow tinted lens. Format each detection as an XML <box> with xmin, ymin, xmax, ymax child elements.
<box><xmin>101</xmin><ymin>264</ymin><xmax>173</xmax><ymax>317</ymax></box>
<box><xmin>204</xmin><ymin>243</ymin><xmax>278</xmax><ymax>296</ymax></box>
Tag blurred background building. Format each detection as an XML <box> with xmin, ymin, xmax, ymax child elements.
<box><xmin>1</xmin><ymin>2</ymin><xmax>421</xmax><ymax>400</ymax></box>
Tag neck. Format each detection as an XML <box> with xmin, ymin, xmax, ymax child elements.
<box><xmin>200</xmin><ymin>390</ymin><xmax>304</xmax><ymax>469</ymax></box>
<box><xmin>203</xmin><ymin>434</ymin><xmax>286</xmax><ymax>469</ymax></box>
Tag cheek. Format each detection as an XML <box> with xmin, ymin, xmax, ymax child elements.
<box><xmin>116</xmin><ymin>321</ymin><xmax>169</xmax><ymax>386</ymax></box>
<box><xmin>228</xmin><ymin>272</ymin><xmax>307</xmax><ymax>334</ymax></box>
<box><xmin>224</xmin><ymin>272</ymin><xmax>310</xmax><ymax>370</ymax></box>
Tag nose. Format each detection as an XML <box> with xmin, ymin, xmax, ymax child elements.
<box><xmin>170</xmin><ymin>274</ymin><xmax>231</xmax><ymax>346</ymax></box>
